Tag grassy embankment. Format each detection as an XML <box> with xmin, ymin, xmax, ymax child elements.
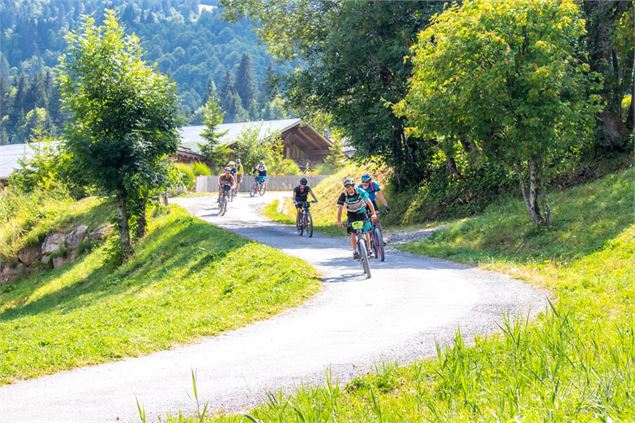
<box><xmin>0</xmin><ymin>193</ymin><xmax>320</xmax><ymax>385</ymax></box>
<box><xmin>203</xmin><ymin>168</ymin><xmax>634</xmax><ymax>422</ymax></box>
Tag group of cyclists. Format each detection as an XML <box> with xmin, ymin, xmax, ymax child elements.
<box><xmin>217</xmin><ymin>159</ymin><xmax>268</xmax><ymax>202</ymax></box>
<box><xmin>216</xmin><ymin>159</ymin><xmax>390</xmax><ymax>262</ymax></box>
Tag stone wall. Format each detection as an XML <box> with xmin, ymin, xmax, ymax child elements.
<box><xmin>0</xmin><ymin>224</ymin><xmax>112</xmax><ymax>284</ymax></box>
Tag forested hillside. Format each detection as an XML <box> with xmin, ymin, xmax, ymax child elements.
<box><xmin>0</xmin><ymin>0</ymin><xmax>290</xmax><ymax>144</ymax></box>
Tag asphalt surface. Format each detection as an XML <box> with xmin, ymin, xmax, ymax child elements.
<box><xmin>0</xmin><ymin>193</ymin><xmax>548</xmax><ymax>422</ymax></box>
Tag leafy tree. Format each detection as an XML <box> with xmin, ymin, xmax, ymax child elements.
<box><xmin>397</xmin><ymin>0</ymin><xmax>598</xmax><ymax>225</ymax></box>
<box><xmin>221</xmin><ymin>0</ymin><xmax>444</xmax><ymax>187</ymax></box>
<box><xmin>199</xmin><ymin>97</ymin><xmax>230</xmax><ymax>170</ymax></box>
<box><xmin>235</xmin><ymin>53</ymin><xmax>257</xmax><ymax>109</ymax></box>
<box><xmin>58</xmin><ymin>10</ymin><xmax>181</xmax><ymax>259</ymax></box>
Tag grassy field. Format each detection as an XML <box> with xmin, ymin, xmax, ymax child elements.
<box><xmin>0</xmin><ymin>204</ymin><xmax>320</xmax><ymax>385</ymax></box>
<box><xmin>193</xmin><ymin>168</ymin><xmax>634</xmax><ymax>422</ymax></box>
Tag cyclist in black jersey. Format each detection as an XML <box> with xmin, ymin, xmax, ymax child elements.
<box><xmin>293</xmin><ymin>177</ymin><xmax>319</xmax><ymax>227</ymax></box>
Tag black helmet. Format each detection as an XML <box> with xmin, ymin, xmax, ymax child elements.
<box><xmin>300</xmin><ymin>177</ymin><xmax>308</xmax><ymax>185</ymax></box>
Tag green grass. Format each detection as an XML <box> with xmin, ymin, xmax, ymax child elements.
<box><xmin>194</xmin><ymin>168</ymin><xmax>634</xmax><ymax>422</ymax></box>
<box><xmin>0</xmin><ymin>188</ymin><xmax>113</xmax><ymax>263</ymax></box>
<box><xmin>0</xmin><ymin>205</ymin><xmax>320</xmax><ymax>385</ymax></box>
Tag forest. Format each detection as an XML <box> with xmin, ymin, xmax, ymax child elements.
<box><xmin>0</xmin><ymin>0</ymin><xmax>290</xmax><ymax>145</ymax></box>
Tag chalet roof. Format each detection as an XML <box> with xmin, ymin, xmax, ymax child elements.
<box><xmin>0</xmin><ymin>142</ymin><xmax>56</xmax><ymax>181</ymax></box>
<box><xmin>180</xmin><ymin>118</ymin><xmax>307</xmax><ymax>154</ymax></box>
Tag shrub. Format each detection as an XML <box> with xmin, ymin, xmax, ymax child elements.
<box><xmin>191</xmin><ymin>161</ymin><xmax>212</xmax><ymax>177</ymax></box>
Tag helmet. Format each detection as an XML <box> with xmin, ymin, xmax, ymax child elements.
<box><xmin>300</xmin><ymin>177</ymin><xmax>308</xmax><ymax>185</ymax></box>
<box><xmin>228</xmin><ymin>161</ymin><xmax>236</xmax><ymax>166</ymax></box>
<box><xmin>343</xmin><ymin>177</ymin><xmax>355</xmax><ymax>187</ymax></box>
<box><xmin>236</xmin><ymin>158</ymin><xmax>241</xmax><ymax>164</ymax></box>
<box><xmin>259</xmin><ymin>160</ymin><xmax>265</xmax><ymax>165</ymax></box>
<box><xmin>361</xmin><ymin>173</ymin><xmax>372</xmax><ymax>182</ymax></box>
<box><xmin>224</xmin><ymin>166</ymin><xmax>231</xmax><ymax>171</ymax></box>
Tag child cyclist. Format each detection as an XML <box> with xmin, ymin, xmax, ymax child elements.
<box><xmin>337</xmin><ymin>177</ymin><xmax>378</xmax><ymax>259</ymax></box>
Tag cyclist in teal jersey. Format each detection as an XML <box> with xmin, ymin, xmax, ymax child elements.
<box><xmin>337</xmin><ymin>177</ymin><xmax>377</xmax><ymax>259</ymax></box>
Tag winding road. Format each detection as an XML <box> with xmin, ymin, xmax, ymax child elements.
<box><xmin>0</xmin><ymin>193</ymin><xmax>547</xmax><ymax>422</ymax></box>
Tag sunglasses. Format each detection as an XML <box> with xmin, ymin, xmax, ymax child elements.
<box><xmin>344</xmin><ymin>184</ymin><xmax>354</xmax><ymax>187</ymax></box>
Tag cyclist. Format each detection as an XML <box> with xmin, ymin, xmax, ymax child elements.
<box><xmin>235</xmin><ymin>158</ymin><xmax>244</xmax><ymax>185</ymax></box>
<box><xmin>336</xmin><ymin>177</ymin><xmax>378</xmax><ymax>259</ymax></box>
<box><xmin>358</xmin><ymin>173</ymin><xmax>390</xmax><ymax>214</ymax></box>
<box><xmin>254</xmin><ymin>160</ymin><xmax>268</xmax><ymax>187</ymax></box>
<box><xmin>293</xmin><ymin>177</ymin><xmax>319</xmax><ymax>228</ymax></box>
<box><xmin>217</xmin><ymin>166</ymin><xmax>236</xmax><ymax>203</ymax></box>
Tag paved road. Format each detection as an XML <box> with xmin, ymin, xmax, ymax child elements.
<box><xmin>0</xmin><ymin>193</ymin><xmax>548</xmax><ymax>422</ymax></box>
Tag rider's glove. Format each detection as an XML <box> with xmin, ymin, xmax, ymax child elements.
<box><xmin>384</xmin><ymin>206</ymin><xmax>391</xmax><ymax>213</ymax></box>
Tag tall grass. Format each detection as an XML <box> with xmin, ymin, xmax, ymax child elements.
<box><xmin>201</xmin><ymin>168</ymin><xmax>634</xmax><ymax>422</ymax></box>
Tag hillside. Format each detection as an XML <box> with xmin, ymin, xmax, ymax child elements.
<box><xmin>0</xmin><ymin>0</ymin><xmax>291</xmax><ymax>144</ymax></box>
<box><xmin>220</xmin><ymin>167</ymin><xmax>635</xmax><ymax>422</ymax></box>
<box><xmin>0</xmin><ymin>196</ymin><xmax>320</xmax><ymax>384</ymax></box>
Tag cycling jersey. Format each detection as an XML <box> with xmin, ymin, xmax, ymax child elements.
<box><xmin>294</xmin><ymin>185</ymin><xmax>312</xmax><ymax>202</ymax></box>
<box><xmin>256</xmin><ymin>165</ymin><xmax>267</xmax><ymax>176</ymax></box>
<box><xmin>236</xmin><ymin>164</ymin><xmax>244</xmax><ymax>176</ymax></box>
<box><xmin>337</xmin><ymin>188</ymin><xmax>369</xmax><ymax>216</ymax></box>
<box><xmin>219</xmin><ymin>174</ymin><xmax>233</xmax><ymax>185</ymax></box>
<box><xmin>230</xmin><ymin>166</ymin><xmax>237</xmax><ymax>175</ymax></box>
<box><xmin>358</xmin><ymin>181</ymin><xmax>380</xmax><ymax>202</ymax></box>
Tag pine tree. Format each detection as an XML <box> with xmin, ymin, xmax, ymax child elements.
<box><xmin>202</xmin><ymin>76</ymin><xmax>218</xmax><ymax>105</ymax></box>
<box><xmin>199</xmin><ymin>97</ymin><xmax>229</xmax><ymax>170</ymax></box>
<box><xmin>219</xmin><ymin>69</ymin><xmax>234</xmax><ymax>114</ymax></box>
<box><xmin>234</xmin><ymin>53</ymin><xmax>257</xmax><ymax>111</ymax></box>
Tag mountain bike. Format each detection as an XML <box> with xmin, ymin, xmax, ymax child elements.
<box><xmin>219</xmin><ymin>184</ymin><xmax>231</xmax><ymax>216</ymax></box>
<box><xmin>350</xmin><ymin>220</ymin><xmax>372</xmax><ymax>279</ymax></box>
<box><xmin>296</xmin><ymin>200</ymin><xmax>317</xmax><ymax>237</ymax></box>
<box><xmin>250</xmin><ymin>176</ymin><xmax>267</xmax><ymax>197</ymax></box>
<box><xmin>369</xmin><ymin>210</ymin><xmax>386</xmax><ymax>262</ymax></box>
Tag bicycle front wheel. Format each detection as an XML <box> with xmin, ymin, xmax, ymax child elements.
<box><xmin>307</xmin><ymin>212</ymin><xmax>313</xmax><ymax>238</ymax></box>
<box><xmin>259</xmin><ymin>182</ymin><xmax>267</xmax><ymax>196</ymax></box>
<box><xmin>358</xmin><ymin>238</ymin><xmax>371</xmax><ymax>279</ymax></box>
<box><xmin>250</xmin><ymin>184</ymin><xmax>257</xmax><ymax>197</ymax></box>
<box><xmin>374</xmin><ymin>227</ymin><xmax>385</xmax><ymax>262</ymax></box>
<box><xmin>220</xmin><ymin>195</ymin><xmax>227</xmax><ymax>216</ymax></box>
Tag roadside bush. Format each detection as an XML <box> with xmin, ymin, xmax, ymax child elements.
<box><xmin>191</xmin><ymin>161</ymin><xmax>211</xmax><ymax>177</ymax></box>
<box><xmin>8</xmin><ymin>135</ymin><xmax>89</xmax><ymax>198</ymax></box>
<box><xmin>173</xmin><ymin>163</ymin><xmax>196</xmax><ymax>191</ymax></box>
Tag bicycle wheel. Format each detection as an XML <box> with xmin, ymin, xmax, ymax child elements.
<box><xmin>259</xmin><ymin>182</ymin><xmax>267</xmax><ymax>196</ymax></box>
<box><xmin>374</xmin><ymin>227</ymin><xmax>385</xmax><ymax>262</ymax></box>
<box><xmin>298</xmin><ymin>212</ymin><xmax>305</xmax><ymax>236</ymax></box>
<box><xmin>307</xmin><ymin>212</ymin><xmax>313</xmax><ymax>238</ymax></box>
<box><xmin>358</xmin><ymin>238</ymin><xmax>371</xmax><ymax>279</ymax></box>
<box><xmin>219</xmin><ymin>195</ymin><xmax>227</xmax><ymax>216</ymax></box>
<box><xmin>250</xmin><ymin>184</ymin><xmax>256</xmax><ymax>197</ymax></box>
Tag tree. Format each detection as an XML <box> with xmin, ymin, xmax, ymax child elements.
<box><xmin>221</xmin><ymin>0</ymin><xmax>444</xmax><ymax>187</ymax></box>
<box><xmin>397</xmin><ymin>0</ymin><xmax>598</xmax><ymax>226</ymax></box>
<box><xmin>582</xmin><ymin>1</ymin><xmax>634</xmax><ymax>150</ymax></box>
<box><xmin>318</xmin><ymin>137</ymin><xmax>346</xmax><ymax>175</ymax></box>
<box><xmin>235</xmin><ymin>53</ymin><xmax>257</xmax><ymax>109</ymax></box>
<box><xmin>199</xmin><ymin>97</ymin><xmax>229</xmax><ymax>170</ymax></box>
<box><xmin>58</xmin><ymin>10</ymin><xmax>181</xmax><ymax>259</ymax></box>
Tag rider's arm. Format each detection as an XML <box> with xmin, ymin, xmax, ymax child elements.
<box><xmin>365</xmin><ymin>198</ymin><xmax>377</xmax><ymax>217</ymax></box>
<box><xmin>377</xmin><ymin>190</ymin><xmax>388</xmax><ymax>208</ymax></box>
<box><xmin>310</xmin><ymin>190</ymin><xmax>318</xmax><ymax>202</ymax></box>
<box><xmin>337</xmin><ymin>205</ymin><xmax>344</xmax><ymax>226</ymax></box>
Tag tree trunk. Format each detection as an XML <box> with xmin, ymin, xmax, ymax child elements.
<box><xmin>583</xmin><ymin>1</ymin><xmax>631</xmax><ymax>149</ymax></box>
<box><xmin>137</xmin><ymin>197</ymin><xmax>147</xmax><ymax>239</ymax></box>
<box><xmin>523</xmin><ymin>157</ymin><xmax>546</xmax><ymax>226</ymax></box>
<box><xmin>445</xmin><ymin>155</ymin><xmax>462</xmax><ymax>179</ymax></box>
<box><xmin>116</xmin><ymin>188</ymin><xmax>134</xmax><ymax>261</ymax></box>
